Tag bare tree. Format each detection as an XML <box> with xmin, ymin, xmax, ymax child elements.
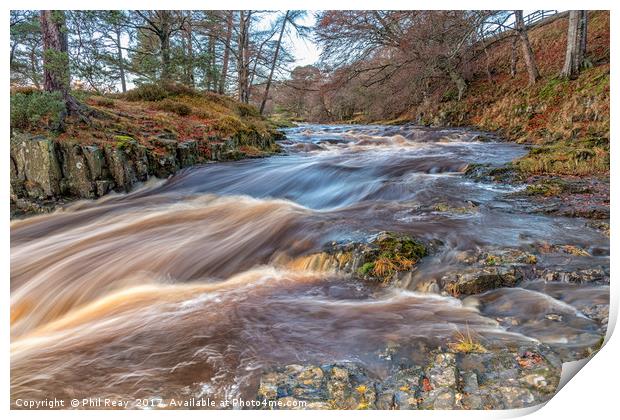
<box><xmin>259</xmin><ymin>11</ymin><xmax>289</xmax><ymax>114</ymax></box>
<box><xmin>561</xmin><ymin>11</ymin><xmax>588</xmax><ymax>79</ymax></box>
<box><xmin>510</xmin><ymin>35</ymin><xmax>518</xmax><ymax>78</ymax></box>
<box><xmin>236</xmin><ymin>10</ymin><xmax>252</xmax><ymax>103</ymax></box>
<box><xmin>218</xmin><ymin>11</ymin><xmax>233</xmax><ymax>94</ymax></box>
<box><xmin>514</xmin><ymin>10</ymin><xmax>539</xmax><ymax>85</ymax></box>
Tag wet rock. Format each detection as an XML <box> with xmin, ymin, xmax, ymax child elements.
<box><xmin>375</xmin><ymin>367</ymin><xmax>422</xmax><ymax>409</ymax></box>
<box><xmin>579</xmin><ymin>303</ymin><xmax>609</xmax><ymax>325</ymax></box>
<box><xmin>257</xmin><ymin>363</ymin><xmax>377</xmax><ymax>409</ymax></box>
<box><xmin>442</xmin><ymin>267</ymin><xmax>521</xmax><ymax>296</ymax></box>
<box><xmin>129</xmin><ymin>144</ymin><xmax>150</xmax><ymax>181</ymax></box>
<box><xmin>538</xmin><ymin>267</ymin><xmax>609</xmax><ymax>285</ymax></box>
<box><xmin>285</xmin><ymin>231</ymin><xmax>429</xmax><ymax>285</ymax></box>
<box><xmin>257</xmin><ymin>344</ymin><xmax>561</xmax><ymax>410</ymax></box>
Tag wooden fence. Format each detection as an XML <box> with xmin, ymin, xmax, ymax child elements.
<box><xmin>484</xmin><ymin>10</ymin><xmax>559</xmax><ymax>39</ymax></box>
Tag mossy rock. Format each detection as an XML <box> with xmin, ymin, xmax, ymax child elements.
<box><xmin>356</xmin><ymin>232</ymin><xmax>427</xmax><ymax>281</ymax></box>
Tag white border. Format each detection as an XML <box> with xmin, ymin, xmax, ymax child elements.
<box><xmin>3</xmin><ymin>1</ymin><xmax>617</xmax><ymax>419</ymax></box>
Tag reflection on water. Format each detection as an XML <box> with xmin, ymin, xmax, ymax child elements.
<box><xmin>10</xmin><ymin>124</ymin><xmax>609</xmax><ymax>405</ymax></box>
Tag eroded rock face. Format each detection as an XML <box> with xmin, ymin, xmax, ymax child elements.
<box><xmin>256</xmin><ymin>346</ymin><xmax>561</xmax><ymax>410</ymax></box>
<box><xmin>10</xmin><ymin>133</ymin><xmax>277</xmax><ymax>216</ymax></box>
<box><xmin>11</xmin><ymin>135</ymin><xmax>62</xmax><ymax>199</ymax></box>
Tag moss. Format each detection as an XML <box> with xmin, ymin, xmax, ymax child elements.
<box><xmin>515</xmin><ymin>138</ymin><xmax>609</xmax><ymax>176</ymax></box>
<box><xmin>525</xmin><ymin>179</ymin><xmax>566</xmax><ymax>196</ymax></box>
<box><xmin>156</xmin><ymin>99</ymin><xmax>192</xmax><ymax>116</ymax></box>
<box><xmin>538</xmin><ymin>77</ymin><xmax>568</xmax><ymax>101</ymax></box>
<box><xmin>114</xmin><ymin>135</ymin><xmax>135</xmax><ymax>150</ymax></box>
<box><xmin>374</xmin><ymin>232</ymin><xmax>427</xmax><ymax>261</ymax></box>
<box><xmin>485</xmin><ymin>255</ymin><xmax>500</xmax><ymax>266</ymax></box>
<box><xmin>358</xmin><ymin>262</ymin><xmax>375</xmax><ymax>276</ymax></box>
<box><xmin>358</xmin><ymin>233</ymin><xmax>426</xmax><ymax>281</ymax></box>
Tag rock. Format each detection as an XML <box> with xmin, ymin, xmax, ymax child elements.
<box><xmin>177</xmin><ymin>141</ymin><xmax>199</xmax><ymax>167</ymax></box>
<box><xmin>286</xmin><ymin>232</ymin><xmax>428</xmax><ymax>285</ymax></box>
<box><xmin>149</xmin><ymin>150</ymin><xmax>179</xmax><ymax>179</ymax></box>
<box><xmin>442</xmin><ymin>266</ymin><xmax>521</xmax><ymax>296</ymax></box>
<box><xmin>538</xmin><ymin>267</ymin><xmax>609</xmax><ymax>285</ymax></box>
<box><xmin>57</xmin><ymin>142</ymin><xmax>96</xmax><ymax>198</ymax></box>
<box><xmin>82</xmin><ymin>145</ymin><xmax>108</xmax><ymax>181</ymax></box>
<box><xmin>258</xmin><ymin>363</ymin><xmax>377</xmax><ymax>409</ymax></box>
<box><xmin>498</xmin><ymin>386</ymin><xmax>534</xmax><ymax>408</ymax></box>
<box><xmin>256</xmin><ymin>344</ymin><xmax>561</xmax><ymax>410</ymax></box>
<box><xmin>104</xmin><ymin>145</ymin><xmax>138</xmax><ymax>192</ymax></box>
<box><xmin>10</xmin><ymin>131</ymin><xmax>278</xmax><ymax>218</ymax></box>
<box><xmin>95</xmin><ymin>180</ymin><xmax>114</xmax><ymax>197</ymax></box>
<box><xmin>428</xmin><ymin>353</ymin><xmax>457</xmax><ymax>388</ymax></box>
<box><xmin>10</xmin><ymin>135</ymin><xmax>62</xmax><ymax>198</ymax></box>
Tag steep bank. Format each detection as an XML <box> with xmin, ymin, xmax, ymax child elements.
<box><xmin>404</xmin><ymin>11</ymin><xmax>609</xmax><ymax>177</ymax></box>
<box><xmin>10</xmin><ymin>84</ymin><xmax>283</xmax><ymax>217</ymax></box>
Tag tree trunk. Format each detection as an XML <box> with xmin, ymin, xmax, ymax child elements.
<box><xmin>562</xmin><ymin>11</ymin><xmax>588</xmax><ymax>79</ymax></box>
<box><xmin>237</xmin><ymin>10</ymin><xmax>251</xmax><ymax>103</ymax></box>
<box><xmin>260</xmin><ymin>11</ymin><xmax>289</xmax><ymax>115</ymax></box>
<box><xmin>207</xmin><ymin>32</ymin><xmax>215</xmax><ymax>90</ymax></box>
<box><xmin>115</xmin><ymin>26</ymin><xmax>127</xmax><ymax>93</ymax></box>
<box><xmin>40</xmin><ymin>10</ymin><xmax>70</xmax><ymax>95</ymax></box>
<box><xmin>579</xmin><ymin>11</ymin><xmax>588</xmax><ymax>64</ymax></box>
<box><xmin>218</xmin><ymin>11</ymin><xmax>233</xmax><ymax>94</ymax></box>
<box><xmin>40</xmin><ymin>10</ymin><xmax>86</xmax><ymax>127</ymax></box>
<box><xmin>514</xmin><ymin>10</ymin><xmax>539</xmax><ymax>85</ymax></box>
<box><xmin>159</xmin><ymin>11</ymin><xmax>172</xmax><ymax>82</ymax></box>
<box><xmin>510</xmin><ymin>35</ymin><xmax>518</xmax><ymax>78</ymax></box>
<box><xmin>448</xmin><ymin>69</ymin><xmax>467</xmax><ymax>101</ymax></box>
<box><xmin>184</xmin><ymin>14</ymin><xmax>195</xmax><ymax>87</ymax></box>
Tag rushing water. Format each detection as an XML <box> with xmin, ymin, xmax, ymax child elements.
<box><xmin>11</xmin><ymin>125</ymin><xmax>609</xmax><ymax>406</ymax></box>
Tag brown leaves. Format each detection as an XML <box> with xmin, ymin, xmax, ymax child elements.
<box><xmin>516</xmin><ymin>351</ymin><xmax>544</xmax><ymax>369</ymax></box>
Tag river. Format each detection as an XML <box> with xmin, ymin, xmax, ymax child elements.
<box><xmin>10</xmin><ymin>124</ymin><xmax>609</xmax><ymax>407</ymax></box>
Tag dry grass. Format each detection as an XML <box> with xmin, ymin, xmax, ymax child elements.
<box><xmin>448</xmin><ymin>327</ymin><xmax>487</xmax><ymax>354</ymax></box>
<box><xmin>10</xmin><ymin>83</ymin><xmax>279</xmax><ymax>155</ymax></box>
<box><xmin>405</xmin><ymin>11</ymin><xmax>609</xmax><ymax>177</ymax></box>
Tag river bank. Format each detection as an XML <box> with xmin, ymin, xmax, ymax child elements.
<box><xmin>10</xmin><ymin>84</ymin><xmax>283</xmax><ymax>218</ymax></box>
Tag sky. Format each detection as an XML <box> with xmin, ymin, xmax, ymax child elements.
<box><xmin>289</xmin><ymin>12</ymin><xmax>321</xmax><ymax>67</ymax></box>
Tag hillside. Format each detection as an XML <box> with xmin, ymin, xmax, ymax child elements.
<box><xmin>403</xmin><ymin>11</ymin><xmax>610</xmax><ymax>177</ymax></box>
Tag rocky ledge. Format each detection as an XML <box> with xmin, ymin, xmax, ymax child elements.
<box><xmin>10</xmin><ymin>132</ymin><xmax>280</xmax><ymax>217</ymax></box>
<box><xmin>287</xmin><ymin>232</ymin><xmax>609</xmax><ymax>296</ymax></box>
<box><xmin>465</xmin><ymin>163</ymin><xmax>610</xmax><ymax>221</ymax></box>
<box><xmin>257</xmin><ymin>344</ymin><xmax>562</xmax><ymax>410</ymax></box>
